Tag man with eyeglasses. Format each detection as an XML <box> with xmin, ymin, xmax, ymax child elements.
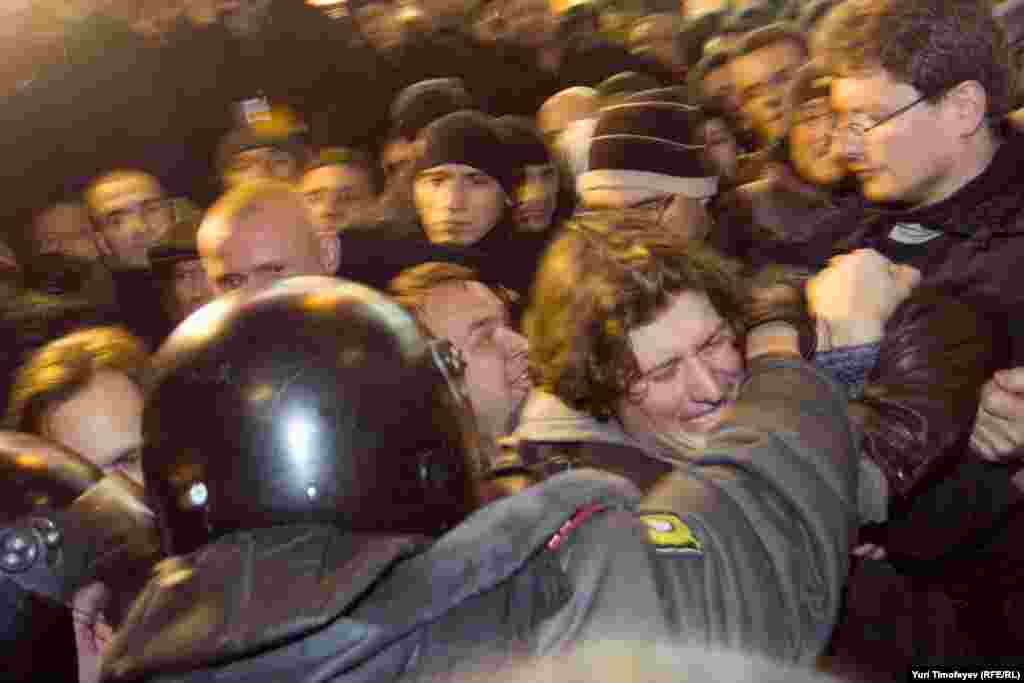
<box><xmin>808</xmin><ymin>0</ymin><xmax>1024</xmax><ymax>672</ymax></box>
<box><xmin>575</xmin><ymin>88</ymin><xmax>718</xmax><ymax>244</ymax></box>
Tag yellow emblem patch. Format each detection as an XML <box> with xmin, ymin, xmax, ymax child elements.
<box><xmin>641</xmin><ymin>513</ymin><xmax>703</xmax><ymax>555</ymax></box>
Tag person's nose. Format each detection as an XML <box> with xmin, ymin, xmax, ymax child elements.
<box><xmin>495</xmin><ymin>325</ymin><xmax>529</xmax><ymax>357</ymax></box>
<box><xmin>444</xmin><ymin>178</ymin><xmax>467</xmax><ymax>211</ymax></box>
<box><xmin>686</xmin><ymin>356</ymin><xmax>727</xmax><ymax>405</ymax></box>
<box><xmin>518</xmin><ymin>177</ymin><xmax>545</xmax><ymax>206</ymax></box>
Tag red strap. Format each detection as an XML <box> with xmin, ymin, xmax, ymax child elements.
<box><xmin>546</xmin><ymin>503</ymin><xmax>608</xmax><ymax>551</ymax></box>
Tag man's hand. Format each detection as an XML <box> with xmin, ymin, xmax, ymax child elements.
<box><xmin>971</xmin><ymin>367</ymin><xmax>1024</xmax><ymax>462</ymax></box>
<box><xmin>806</xmin><ymin>249</ymin><xmax>920</xmax><ymax>348</ymax></box>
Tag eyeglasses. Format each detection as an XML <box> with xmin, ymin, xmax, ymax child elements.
<box><xmin>838</xmin><ymin>93</ymin><xmax>932</xmax><ymax>142</ymax></box>
<box><xmin>577</xmin><ymin>194</ymin><xmax>676</xmax><ymax>227</ymax></box>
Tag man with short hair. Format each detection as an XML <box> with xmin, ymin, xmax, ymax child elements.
<box><xmin>84</xmin><ymin>170</ymin><xmax>179</xmax><ymax>349</ymax></box>
<box><xmin>389</xmin><ymin>262</ymin><xmax>531</xmax><ymax>446</ymax></box>
<box><xmin>729</xmin><ymin>23</ymin><xmax>809</xmax><ymax>149</ymax></box>
<box><xmin>807</xmin><ymin>0</ymin><xmax>1024</xmax><ymax>668</ymax></box>
<box><xmin>85</xmin><ymin>170</ymin><xmax>174</xmax><ymax>269</ymax></box>
<box><xmin>198</xmin><ymin>180</ymin><xmax>340</xmax><ymax>295</ymax></box>
<box><xmin>300</xmin><ymin>147</ymin><xmax>380</xmax><ymax>234</ymax></box>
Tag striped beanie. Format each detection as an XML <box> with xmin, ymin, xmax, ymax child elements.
<box><xmin>578</xmin><ymin>88</ymin><xmax>717</xmax><ymax>200</ymax></box>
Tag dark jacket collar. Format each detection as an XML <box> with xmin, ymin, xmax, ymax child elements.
<box><xmin>866</xmin><ymin>131</ymin><xmax>1024</xmax><ymax>238</ymax></box>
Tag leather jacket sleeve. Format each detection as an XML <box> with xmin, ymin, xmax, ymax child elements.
<box><xmin>850</xmin><ymin>288</ymin><xmax>1005</xmax><ymax>508</ymax></box>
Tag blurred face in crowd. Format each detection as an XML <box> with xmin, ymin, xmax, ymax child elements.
<box><xmin>354</xmin><ymin>1</ymin><xmax>409</xmax><ymax>52</ymax></box>
<box><xmin>418</xmin><ymin>281</ymin><xmax>531</xmax><ymax>438</ymax></box>
<box><xmin>42</xmin><ymin>370</ymin><xmax>144</xmax><ymax>484</ymax></box>
<box><xmin>199</xmin><ymin>196</ymin><xmax>339</xmax><ymax>295</ymax></box>
<box><xmin>629</xmin><ymin>14</ymin><xmax>680</xmax><ymax>70</ymax></box>
<box><xmin>300</xmin><ymin>163</ymin><xmax>377</xmax><ymax>233</ymax></box>
<box><xmin>33</xmin><ymin>202</ymin><xmax>101</xmax><ymax>261</ymax></box>
<box><xmin>224</xmin><ymin>146</ymin><xmax>300</xmax><ymax>188</ymax></box>
<box><xmin>701</xmin><ymin>118</ymin><xmax>740</xmax><ymax>184</ymax></box>
<box><xmin>418</xmin><ymin>0</ymin><xmax>466</xmax><ymax>25</ymax></box>
<box><xmin>831</xmin><ymin>69</ymin><xmax>961</xmax><ymax>207</ymax></box>
<box><xmin>789</xmin><ymin>96</ymin><xmax>846</xmax><ymax>187</ymax></box>
<box><xmin>580</xmin><ymin>187</ymin><xmax>713</xmax><ymax>243</ymax></box>
<box><xmin>414</xmin><ymin>164</ymin><xmax>507</xmax><ymax>246</ymax></box>
<box><xmin>382</xmin><ymin>137</ymin><xmax>420</xmax><ymax>182</ymax></box>
<box><xmin>88</xmin><ymin>172</ymin><xmax>172</xmax><ymax>267</ymax></box>
<box><xmin>219</xmin><ymin>0</ymin><xmax>272</xmax><ymax>37</ymax></box>
<box><xmin>514</xmin><ymin>163</ymin><xmax>559</xmax><ymax>232</ymax></box>
<box><xmin>731</xmin><ymin>40</ymin><xmax>806</xmax><ymax>145</ymax></box>
<box><xmin>169</xmin><ymin>258</ymin><xmax>214</xmax><ymax>320</ymax></box>
<box><xmin>619</xmin><ymin>291</ymin><xmax>744</xmax><ymax>452</ymax></box>
<box><xmin>702</xmin><ymin>63</ymin><xmax>741</xmax><ymax>117</ymax></box>
<box><xmin>493</xmin><ymin>0</ymin><xmax>558</xmax><ymax>48</ymax></box>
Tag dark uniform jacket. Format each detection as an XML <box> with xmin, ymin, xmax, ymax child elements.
<box><xmin>101</xmin><ymin>356</ymin><xmax>859</xmax><ymax>681</ymax></box>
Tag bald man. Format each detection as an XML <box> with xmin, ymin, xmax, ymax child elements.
<box><xmin>198</xmin><ymin>181</ymin><xmax>340</xmax><ymax>295</ymax></box>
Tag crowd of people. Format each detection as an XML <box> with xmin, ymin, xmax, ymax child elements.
<box><xmin>3</xmin><ymin>0</ymin><xmax>1024</xmax><ymax>681</ymax></box>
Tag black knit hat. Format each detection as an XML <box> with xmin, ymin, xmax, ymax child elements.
<box><xmin>389</xmin><ymin>78</ymin><xmax>477</xmax><ymax>141</ymax></box>
<box><xmin>494</xmin><ymin>116</ymin><xmax>551</xmax><ymax>170</ymax></box>
<box><xmin>416</xmin><ymin>111</ymin><xmax>517</xmax><ymax>198</ymax></box>
<box><xmin>579</xmin><ymin>89</ymin><xmax>718</xmax><ymax>200</ymax></box>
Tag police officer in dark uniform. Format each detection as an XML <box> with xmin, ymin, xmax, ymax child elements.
<box><xmin>85</xmin><ymin>276</ymin><xmax>859</xmax><ymax>681</ymax></box>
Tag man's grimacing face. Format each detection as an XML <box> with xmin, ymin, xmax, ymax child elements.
<box><xmin>618</xmin><ymin>290</ymin><xmax>745</xmax><ymax>452</ymax></box>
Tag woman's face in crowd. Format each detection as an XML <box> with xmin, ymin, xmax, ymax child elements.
<box><xmin>618</xmin><ymin>291</ymin><xmax>745</xmax><ymax>453</ymax></box>
<box><xmin>514</xmin><ymin>163</ymin><xmax>559</xmax><ymax>232</ymax></box>
<box><xmin>414</xmin><ymin>164</ymin><xmax>506</xmax><ymax>246</ymax></box>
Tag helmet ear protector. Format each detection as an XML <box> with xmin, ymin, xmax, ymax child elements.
<box><xmin>419</xmin><ymin>339</ymin><xmax>482</xmax><ymax>497</ymax></box>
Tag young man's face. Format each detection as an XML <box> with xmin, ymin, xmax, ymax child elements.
<box><xmin>300</xmin><ymin>164</ymin><xmax>377</xmax><ymax>233</ymax></box>
<box><xmin>513</xmin><ymin>163</ymin><xmax>559</xmax><ymax>232</ymax></box>
<box><xmin>89</xmin><ymin>174</ymin><xmax>172</xmax><ymax>267</ymax></box>
<box><xmin>731</xmin><ymin>41</ymin><xmax>806</xmax><ymax>146</ymax></box>
<box><xmin>618</xmin><ymin>290</ymin><xmax>744</xmax><ymax>452</ymax></box>
<box><xmin>42</xmin><ymin>370</ymin><xmax>145</xmax><ymax>484</ymax></box>
<box><xmin>414</xmin><ymin>164</ymin><xmax>506</xmax><ymax>246</ymax></box>
<box><xmin>789</xmin><ymin>96</ymin><xmax>846</xmax><ymax>187</ymax></box>
<box><xmin>831</xmin><ymin>69</ymin><xmax>960</xmax><ymax>207</ymax></box>
<box><xmin>418</xmin><ymin>281</ymin><xmax>531</xmax><ymax>439</ymax></box>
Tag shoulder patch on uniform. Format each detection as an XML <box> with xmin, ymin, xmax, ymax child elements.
<box><xmin>640</xmin><ymin>513</ymin><xmax>703</xmax><ymax>555</ymax></box>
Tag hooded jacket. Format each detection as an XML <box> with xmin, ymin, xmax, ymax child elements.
<box><xmin>101</xmin><ymin>356</ymin><xmax>859</xmax><ymax>681</ymax></box>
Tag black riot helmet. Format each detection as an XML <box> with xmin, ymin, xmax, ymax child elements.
<box><xmin>143</xmin><ymin>277</ymin><xmax>483</xmax><ymax>556</ymax></box>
